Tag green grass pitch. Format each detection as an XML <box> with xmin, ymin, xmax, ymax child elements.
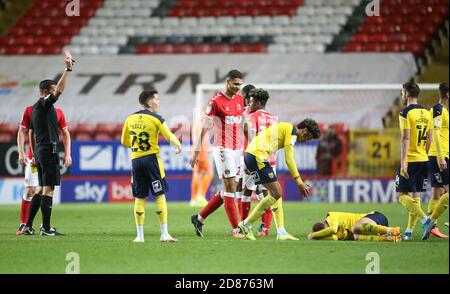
<box><xmin>0</xmin><ymin>202</ymin><xmax>448</xmax><ymax>274</ymax></box>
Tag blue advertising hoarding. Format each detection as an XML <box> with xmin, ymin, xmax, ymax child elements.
<box><xmin>70</xmin><ymin>140</ymin><xmax>318</xmax><ymax>176</ymax></box>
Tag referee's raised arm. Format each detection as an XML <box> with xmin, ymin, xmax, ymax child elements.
<box><xmin>54</xmin><ymin>55</ymin><xmax>74</xmax><ymax>100</ymax></box>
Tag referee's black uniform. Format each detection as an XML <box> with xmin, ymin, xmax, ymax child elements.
<box><xmin>29</xmin><ymin>93</ymin><xmax>60</xmax><ymax>232</ymax></box>
<box><xmin>31</xmin><ymin>93</ymin><xmax>60</xmax><ymax>186</ymax></box>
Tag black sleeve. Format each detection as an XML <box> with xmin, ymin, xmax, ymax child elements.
<box><xmin>39</xmin><ymin>94</ymin><xmax>58</xmax><ymax>109</ymax></box>
<box><xmin>29</xmin><ymin>118</ymin><xmax>34</xmax><ymax>130</ymax></box>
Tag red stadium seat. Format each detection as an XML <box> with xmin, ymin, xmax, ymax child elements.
<box><xmin>15</xmin><ymin>36</ymin><xmax>34</xmax><ymax>46</ymax></box>
<box><xmin>192</xmin><ymin>44</ymin><xmax>210</xmax><ymax>53</ymax></box>
<box><xmin>331</xmin><ymin>123</ymin><xmax>349</xmax><ymax>134</ymax></box>
<box><xmin>361</xmin><ymin>43</ymin><xmax>381</xmax><ymax>52</ymax></box>
<box><xmin>113</xmin><ymin>123</ymin><xmax>124</xmax><ymax>140</ymax></box>
<box><xmin>94</xmin><ymin>133</ymin><xmax>113</xmax><ymax>141</ymax></box>
<box><xmin>95</xmin><ymin>123</ymin><xmax>114</xmax><ymax>136</ymax></box>
<box><xmin>41</xmin><ymin>46</ymin><xmax>62</xmax><ymax>55</ymax></box>
<box><xmin>0</xmin><ymin>133</ymin><xmax>13</xmax><ymax>142</ymax></box>
<box><xmin>174</xmin><ymin>44</ymin><xmax>193</xmax><ymax>54</ymax></box>
<box><xmin>34</xmin><ymin>36</ymin><xmax>53</xmax><ymax>46</ymax></box>
<box><xmin>388</xmin><ymin>33</ymin><xmax>408</xmax><ymax>43</ymax></box>
<box><xmin>3</xmin><ymin>46</ymin><xmax>25</xmax><ymax>55</ymax></box>
<box><xmin>210</xmin><ymin>44</ymin><xmax>230</xmax><ymax>53</ymax></box>
<box><xmin>27</xmin><ymin>26</ymin><xmax>46</xmax><ymax>36</ymax></box>
<box><xmin>153</xmin><ymin>44</ymin><xmax>174</xmax><ymax>54</ymax></box>
<box><xmin>248</xmin><ymin>44</ymin><xmax>267</xmax><ymax>53</ymax></box>
<box><xmin>381</xmin><ymin>43</ymin><xmax>401</xmax><ymax>52</ymax></box>
<box><xmin>231</xmin><ymin>44</ymin><xmax>249</xmax><ymax>53</ymax></box>
<box><xmin>0</xmin><ymin>123</ymin><xmax>17</xmax><ymax>137</ymax></box>
<box><xmin>343</xmin><ymin>43</ymin><xmax>362</xmax><ymax>52</ymax></box>
<box><xmin>136</xmin><ymin>45</ymin><xmax>155</xmax><ymax>54</ymax></box>
<box><xmin>379</xmin><ymin>24</ymin><xmax>397</xmax><ymax>33</ymax></box>
<box><xmin>401</xmin><ymin>43</ymin><xmax>425</xmax><ymax>56</ymax></box>
<box><xmin>409</xmin><ymin>33</ymin><xmax>430</xmax><ymax>43</ymax></box>
<box><xmin>75</xmin><ymin>133</ymin><xmax>93</xmax><ymax>141</ymax></box>
<box><xmin>370</xmin><ymin>34</ymin><xmax>389</xmax><ymax>43</ymax></box>
<box><xmin>352</xmin><ymin>34</ymin><xmax>369</xmax><ymax>43</ymax></box>
<box><xmin>319</xmin><ymin>122</ymin><xmax>329</xmax><ymax>134</ymax></box>
<box><xmin>23</xmin><ymin>46</ymin><xmax>44</xmax><ymax>55</ymax></box>
<box><xmin>74</xmin><ymin>123</ymin><xmax>95</xmax><ymax>137</ymax></box>
<box><xmin>7</xmin><ymin>27</ymin><xmax>26</xmax><ymax>36</ymax></box>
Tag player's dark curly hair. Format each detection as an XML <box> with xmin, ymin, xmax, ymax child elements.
<box><xmin>403</xmin><ymin>81</ymin><xmax>420</xmax><ymax>98</ymax></box>
<box><xmin>312</xmin><ymin>222</ymin><xmax>326</xmax><ymax>232</ymax></box>
<box><xmin>139</xmin><ymin>90</ymin><xmax>158</xmax><ymax>107</ymax></box>
<box><xmin>439</xmin><ymin>82</ymin><xmax>449</xmax><ymax>99</ymax></box>
<box><xmin>242</xmin><ymin>84</ymin><xmax>255</xmax><ymax>100</ymax></box>
<box><xmin>39</xmin><ymin>79</ymin><xmax>56</xmax><ymax>92</ymax></box>
<box><xmin>297</xmin><ymin>118</ymin><xmax>321</xmax><ymax>139</ymax></box>
<box><xmin>250</xmin><ymin>88</ymin><xmax>269</xmax><ymax>106</ymax></box>
<box><xmin>227</xmin><ymin>69</ymin><xmax>243</xmax><ymax>80</ymax></box>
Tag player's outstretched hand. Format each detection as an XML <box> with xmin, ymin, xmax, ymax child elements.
<box><xmin>64</xmin><ymin>50</ymin><xmax>75</xmax><ymax>70</ymax></box>
<box><xmin>438</xmin><ymin>157</ymin><xmax>447</xmax><ymax>172</ymax></box>
<box><xmin>175</xmin><ymin>145</ymin><xmax>181</xmax><ymax>155</ymax></box>
<box><xmin>298</xmin><ymin>183</ymin><xmax>311</xmax><ymax>198</ymax></box>
<box><xmin>18</xmin><ymin>152</ymin><xmax>26</xmax><ymax>166</ymax></box>
<box><xmin>400</xmin><ymin>164</ymin><xmax>409</xmax><ymax>179</ymax></box>
<box><xmin>64</xmin><ymin>154</ymin><xmax>72</xmax><ymax>167</ymax></box>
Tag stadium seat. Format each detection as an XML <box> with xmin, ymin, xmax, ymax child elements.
<box><xmin>95</xmin><ymin>123</ymin><xmax>114</xmax><ymax>137</ymax></box>
<box><xmin>173</xmin><ymin>44</ymin><xmax>193</xmax><ymax>54</ymax></box>
<box><xmin>75</xmin><ymin>133</ymin><xmax>93</xmax><ymax>141</ymax></box>
<box><xmin>192</xmin><ymin>44</ymin><xmax>210</xmax><ymax>53</ymax></box>
<box><xmin>113</xmin><ymin>123</ymin><xmax>124</xmax><ymax>140</ymax></box>
<box><xmin>74</xmin><ymin>123</ymin><xmax>95</xmax><ymax>139</ymax></box>
<box><xmin>0</xmin><ymin>123</ymin><xmax>17</xmax><ymax>137</ymax></box>
<box><xmin>94</xmin><ymin>133</ymin><xmax>113</xmax><ymax>141</ymax></box>
<box><xmin>343</xmin><ymin>0</ymin><xmax>447</xmax><ymax>56</ymax></box>
<box><xmin>0</xmin><ymin>133</ymin><xmax>13</xmax><ymax>142</ymax></box>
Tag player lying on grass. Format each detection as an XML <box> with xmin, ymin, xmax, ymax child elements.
<box><xmin>308</xmin><ymin>211</ymin><xmax>401</xmax><ymax>242</ymax></box>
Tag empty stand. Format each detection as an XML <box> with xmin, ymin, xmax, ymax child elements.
<box><xmin>1</xmin><ymin>0</ymin><xmax>446</xmax><ymax>58</ymax></box>
<box><xmin>343</xmin><ymin>0</ymin><xmax>448</xmax><ymax>57</ymax></box>
<box><xmin>0</xmin><ymin>0</ymin><xmax>104</xmax><ymax>55</ymax></box>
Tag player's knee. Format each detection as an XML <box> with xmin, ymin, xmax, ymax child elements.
<box><xmin>25</xmin><ymin>187</ymin><xmax>35</xmax><ymax>196</ymax></box>
<box><xmin>352</xmin><ymin>226</ymin><xmax>360</xmax><ymax>235</ymax></box>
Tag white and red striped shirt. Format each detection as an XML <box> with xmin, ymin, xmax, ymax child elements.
<box><xmin>19</xmin><ymin>105</ymin><xmax>68</xmax><ymax>159</ymax></box>
<box><xmin>205</xmin><ymin>91</ymin><xmax>244</xmax><ymax>150</ymax></box>
<box><xmin>245</xmin><ymin>109</ymin><xmax>277</xmax><ymax>165</ymax></box>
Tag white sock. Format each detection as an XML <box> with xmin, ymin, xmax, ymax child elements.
<box><xmin>257</xmin><ymin>193</ymin><xmax>264</xmax><ymax>201</ymax></box>
<box><xmin>23</xmin><ymin>194</ymin><xmax>33</xmax><ymax>201</ymax></box>
<box><xmin>242</xmin><ymin>196</ymin><xmax>252</xmax><ymax>203</ymax></box>
<box><xmin>243</xmin><ymin>219</ymin><xmax>251</xmax><ymax>228</ymax></box>
<box><xmin>420</xmin><ymin>216</ymin><xmax>429</xmax><ymax>224</ymax></box>
<box><xmin>197</xmin><ymin>215</ymin><xmax>205</xmax><ymax>222</ymax></box>
<box><xmin>160</xmin><ymin>223</ymin><xmax>168</xmax><ymax>236</ymax></box>
<box><xmin>405</xmin><ymin>228</ymin><xmax>413</xmax><ymax>233</ymax></box>
<box><xmin>277</xmin><ymin>227</ymin><xmax>287</xmax><ymax>235</ymax></box>
<box><xmin>136</xmin><ymin>224</ymin><xmax>144</xmax><ymax>239</ymax></box>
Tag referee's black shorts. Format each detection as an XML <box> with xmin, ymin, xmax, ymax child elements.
<box><xmin>36</xmin><ymin>147</ymin><xmax>60</xmax><ymax>186</ymax></box>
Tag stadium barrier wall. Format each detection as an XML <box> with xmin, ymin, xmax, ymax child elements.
<box><xmin>0</xmin><ymin>141</ymin><xmax>319</xmax><ymax>177</ymax></box>
<box><xmin>1</xmin><ymin>54</ymin><xmax>417</xmax><ymax>129</ymax></box>
<box><xmin>0</xmin><ymin>176</ymin><xmax>431</xmax><ymax>205</ymax></box>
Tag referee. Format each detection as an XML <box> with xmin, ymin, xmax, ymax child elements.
<box><xmin>22</xmin><ymin>56</ymin><xmax>74</xmax><ymax>236</ymax></box>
